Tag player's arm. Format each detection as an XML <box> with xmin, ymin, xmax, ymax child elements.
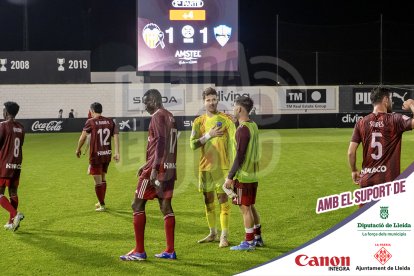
<box><xmin>76</xmin><ymin>131</ymin><xmax>88</xmax><ymax>158</ymax></box>
<box><xmin>347</xmin><ymin>142</ymin><xmax>360</xmax><ymax>184</ymax></box>
<box><xmin>113</xmin><ymin>133</ymin><xmax>120</xmax><ymax>162</ymax></box>
<box><xmin>190</xmin><ymin>119</ymin><xmax>223</xmax><ymax>150</ymax></box>
<box><xmin>224</xmin><ymin>126</ymin><xmax>250</xmax><ymax>188</ymax></box>
<box><xmin>402</xmin><ymin>99</ymin><xmax>414</xmax><ymax>129</ymax></box>
<box><xmin>150</xmin><ymin>115</ymin><xmax>167</xmax><ymax>182</ymax></box>
<box><xmin>83</xmin><ymin>134</ymin><xmax>91</xmax><ymax>155</ymax></box>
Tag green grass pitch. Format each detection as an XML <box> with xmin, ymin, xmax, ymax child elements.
<box><xmin>1</xmin><ymin>129</ymin><xmax>414</xmax><ymax>275</ymax></box>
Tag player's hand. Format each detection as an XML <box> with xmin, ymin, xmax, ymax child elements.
<box><xmin>351</xmin><ymin>171</ymin><xmax>360</xmax><ymax>185</ymax></box>
<box><xmin>76</xmin><ymin>149</ymin><xmax>81</xmax><ymax>158</ymax></box>
<box><xmin>209</xmin><ymin>126</ymin><xmax>224</xmax><ymax>138</ymax></box>
<box><xmin>136</xmin><ymin>165</ymin><xmax>145</xmax><ymax>177</ymax></box>
<box><xmin>150</xmin><ymin>169</ymin><xmax>158</xmax><ymax>181</ymax></box>
<box><xmin>224</xmin><ymin>178</ymin><xmax>234</xmax><ymax>189</ymax></box>
<box><xmin>150</xmin><ymin>169</ymin><xmax>159</xmax><ymax>187</ymax></box>
<box><xmin>113</xmin><ymin>153</ymin><xmax>120</xmax><ymax>162</ymax></box>
<box><xmin>402</xmin><ymin>99</ymin><xmax>414</xmax><ymax>111</ymax></box>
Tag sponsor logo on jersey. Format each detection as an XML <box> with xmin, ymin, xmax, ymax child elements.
<box><xmin>31</xmin><ymin>120</ymin><xmax>63</xmax><ymax>132</ymax></box>
<box><xmin>97</xmin><ymin>150</ymin><xmax>111</xmax><ymax>156</ymax></box>
<box><xmin>361</xmin><ymin>165</ymin><xmax>387</xmax><ymax>174</ymax></box>
<box><xmin>6</xmin><ymin>163</ymin><xmax>22</xmax><ymax>169</ymax></box>
<box><xmin>164</xmin><ymin>162</ymin><xmax>176</xmax><ymax>169</ymax></box>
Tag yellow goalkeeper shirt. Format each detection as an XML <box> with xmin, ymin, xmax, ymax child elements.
<box><xmin>190</xmin><ymin>112</ymin><xmax>236</xmax><ymax>171</ymax></box>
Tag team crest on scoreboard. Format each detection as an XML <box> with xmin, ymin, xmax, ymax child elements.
<box><xmin>380</xmin><ymin>206</ymin><xmax>389</xmax><ymax>220</ymax></box>
<box><xmin>142</xmin><ymin>23</ymin><xmax>166</xmax><ymax>49</ymax></box>
<box><xmin>214</xmin><ymin>25</ymin><xmax>232</xmax><ymax>47</ymax></box>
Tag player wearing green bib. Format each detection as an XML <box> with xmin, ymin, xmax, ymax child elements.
<box><xmin>190</xmin><ymin>87</ymin><xmax>236</xmax><ymax>248</ymax></box>
<box><xmin>224</xmin><ymin>95</ymin><xmax>263</xmax><ymax>251</ymax></box>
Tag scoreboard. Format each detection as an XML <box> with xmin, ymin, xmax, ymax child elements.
<box><xmin>137</xmin><ymin>0</ymin><xmax>239</xmax><ymax>72</ymax></box>
<box><xmin>0</xmin><ymin>51</ymin><xmax>90</xmax><ymax>84</ymax></box>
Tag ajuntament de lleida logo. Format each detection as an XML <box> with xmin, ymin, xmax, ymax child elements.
<box><xmin>380</xmin><ymin>206</ymin><xmax>389</xmax><ymax>219</ymax></box>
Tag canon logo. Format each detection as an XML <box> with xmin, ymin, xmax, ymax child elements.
<box><xmin>295</xmin><ymin>254</ymin><xmax>350</xmax><ymax>267</ymax></box>
<box><xmin>31</xmin><ymin>121</ymin><xmax>63</xmax><ymax>132</ymax></box>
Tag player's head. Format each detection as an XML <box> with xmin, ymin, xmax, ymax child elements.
<box><xmin>234</xmin><ymin>96</ymin><xmax>254</xmax><ymax>120</ymax></box>
<box><xmin>143</xmin><ymin>89</ymin><xmax>163</xmax><ymax>115</ymax></box>
<box><xmin>202</xmin><ymin>87</ymin><xmax>218</xmax><ymax>113</ymax></box>
<box><xmin>371</xmin><ymin>87</ymin><xmax>392</xmax><ymax>112</ymax></box>
<box><xmin>90</xmin><ymin>102</ymin><xmax>103</xmax><ymax>115</ymax></box>
<box><xmin>3</xmin><ymin>101</ymin><xmax>20</xmax><ymax>119</ymax></box>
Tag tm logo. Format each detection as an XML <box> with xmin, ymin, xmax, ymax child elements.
<box><xmin>286</xmin><ymin>89</ymin><xmax>327</xmax><ymax>104</ymax></box>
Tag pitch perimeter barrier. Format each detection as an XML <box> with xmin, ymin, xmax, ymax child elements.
<box><xmin>15</xmin><ymin>112</ymin><xmax>403</xmax><ymax>133</ymax></box>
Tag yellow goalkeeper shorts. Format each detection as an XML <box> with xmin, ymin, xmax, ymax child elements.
<box><xmin>198</xmin><ymin>169</ymin><xmax>228</xmax><ymax>193</ymax></box>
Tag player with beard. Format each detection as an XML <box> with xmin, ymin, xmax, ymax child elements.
<box><xmin>190</xmin><ymin>87</ymin><xmax>236</xmax><ymax>248</ymax></box>
<box><xmin>348</xmin><ymin>87</ymin><xmax>414</xmax><ymax>191</ymax></box>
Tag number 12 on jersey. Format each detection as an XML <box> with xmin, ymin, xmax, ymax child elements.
<box><xmin>97</xmin><ymin>128</ymin><xmax>110</xmax><ymax>146</ymax></box>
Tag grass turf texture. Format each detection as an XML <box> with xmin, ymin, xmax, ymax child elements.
<box><xmin>1</xmin><ymin>129</ymin><xmax>413</xmax><ymax>275</ymax></box>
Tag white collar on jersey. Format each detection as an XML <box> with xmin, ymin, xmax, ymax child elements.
<box><xmin>151</xmin><ymin>108</ymin><xmax>162</xmax><ymax>117</ymax></box>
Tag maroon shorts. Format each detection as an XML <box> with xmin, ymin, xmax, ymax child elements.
<box><xmin>88</xmin><ymin>163</ymin><xmax>109</xmax><ymax>176</ymax></box>
<box><xmin>0</xmin><ymin>176</ymin><xmax>20</xmax><ymax>188</ymax></box>
<box><xmin>135</xmin><ymin>178</ymin><xmax>175</xmax><ymax>200</ymax></box>
<box><xmin>232</xmin><ymin>180</ymin><xmax>258</xmax><ymax>206</ymax></box>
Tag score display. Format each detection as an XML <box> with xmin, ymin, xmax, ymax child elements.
<box><xmin>137</xmin><ymin>0</ymin><xmax>239</xmax><ymax>72</ymax></box>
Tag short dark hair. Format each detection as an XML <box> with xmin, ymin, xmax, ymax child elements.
<box><xmin>235</xmin><ymin>96</ymin><xmax>254</xmax><ymax>113</ymax></box>
<box><xmin>144</xmin><ymin>89</ymin><xmax>163</xmax><ymax>105</ymax></box>
<box><xmin>90</xmin><ymin>102</ymin><xmax>103</xmax><ymax>113</ymax></box>
<box><xmin>202</xmin><ymin>87</ymin><xmax>217</xmax><ymax>100</ymax></box>
<box><xmin>370</xmin><ymin>87</ymin><xmax>391</xmax><ymax>105</ymax></box>
<box><xmin>4</xmin><ymin>101</ymin><xmax>20</xmax><ymax>117</ymax></box>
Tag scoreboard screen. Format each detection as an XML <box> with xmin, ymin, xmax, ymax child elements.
<box><xmin>137</xmin><ymin>0</ymin><xmax>239</xmax><ymax>72</ymax></box>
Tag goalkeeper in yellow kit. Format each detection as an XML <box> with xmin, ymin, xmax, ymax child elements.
<box><xmin>190</xmin><ymin>87</ymin><xmax>236</xmax><ymax>248</ymax></box>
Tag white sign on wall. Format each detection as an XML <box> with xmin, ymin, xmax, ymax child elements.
<box><xmin>215</xmin><ymin>87</ymin><xmax>261</xmax><ymax>112</ymax></box>
<box><xmin>127</xmin><ymin>88</ymin><xmax>185</xmax><ymax>111</ymax></box>
<box><xmin>277</xmin><ymin>86</ymin><xmax>337</xmax><ymax>111</ymax></box>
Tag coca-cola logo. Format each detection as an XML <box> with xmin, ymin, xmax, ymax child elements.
<box><xmin>31</xmin><ymin>121</ymin><xmax>63</xmax><ymax>132</ymax></box>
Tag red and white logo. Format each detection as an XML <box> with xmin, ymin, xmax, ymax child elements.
<box><xmin>374</xmin><ymin>247</ymin><xmax>392</xmax><ymax>265</ymax></box>
<box><xmin>295</xmin><ymin>254</ymin><xmax>351</xmax><ymax>267</ymax></box>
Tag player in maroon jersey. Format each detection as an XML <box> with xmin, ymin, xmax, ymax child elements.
<box><xmin>348</xmin><ymin>87</ymin><xmax>414</xmax><ymax>190</ymax></box>
<box><xmin>76</xmin><ymin>102</ymin><xmax>120</xmax><ymax>211</ymax></box>
<box><xmin>120</xmin><ymin>89</ymin><xmax>178</xmax><ymax>261</ymax></box>
<box><xmin>0</xmin><ymin>101</ymin><xmax>25</xmax><ymax>231</ymax></box>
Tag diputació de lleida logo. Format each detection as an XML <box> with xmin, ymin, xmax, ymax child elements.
<box><xmin>380</xmin><ymin>206</ymin><xmax>389</xmax><ymax>219</ymax></box>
